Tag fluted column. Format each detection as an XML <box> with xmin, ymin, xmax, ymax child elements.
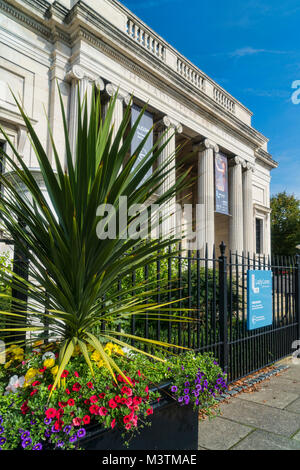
<box><xmin>194</xmin><ymin>138</ymin><xmax>219</xmax><ymax>258</ymax></box>
<box><xmin>66</xmin><ymin>65</ymin><xmax>104</xmax><ymax>163</ymax></box>
<box><xmin>243</xmin><ymin>162</ymin><xmax>255</xmax><ymax>255</ymax></box>
<box><xmin>105</xmin><ymin>83</ymin><xmax>131</xmax><ymax>144</ymax></box>
<box><xmin>157</xmin><ymin>116</ymin><xmax>182</xmax><ymax>238</ymax></box>
<box><xmin>229</xmin><ymin>156</ymin><xmax>244</xmax><ymax>254</ymax></box>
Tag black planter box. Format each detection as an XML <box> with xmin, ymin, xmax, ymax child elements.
<box><xmin>80</xmin><ymin>383</ymin><xmax>198</xmax><ymax>450</ymax></box>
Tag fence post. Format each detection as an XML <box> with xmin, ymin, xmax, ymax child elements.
<box><xmin>219</xmin><ymin>241</ymin><xmax>228</xmax><ymax>376</ymax></box>
<box><xmin>295</xmin><ymin>254</ymin><xmax>300</xmax><ymax>342</ymax></box>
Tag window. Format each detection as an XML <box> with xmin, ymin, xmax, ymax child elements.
<box><xmin>256</xmin><ymin>218</ymin><xmax>263</xmax><ymax>254</ymax></box>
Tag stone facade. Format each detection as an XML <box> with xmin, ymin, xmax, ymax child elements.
<box><xmin>0</xmin><ymin>0</ymin><xmax>278</xmax><ymax>257</ymax></box>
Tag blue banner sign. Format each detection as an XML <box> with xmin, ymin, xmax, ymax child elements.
<box><xmin>215</xmin><ymin>153</ymin><xmax>229</xmax><ymax>215</ymax></box>
<box><xmin>131</xmin><ymin>104</ymin><xmax>153</xmax><ymax>186</ymax></box>
<box><xmin>247</xmin><ymin>270</ymin><xmax>273</xmax><ymax>331</ymax></box>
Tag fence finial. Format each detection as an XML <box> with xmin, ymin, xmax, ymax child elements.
<box><xmin>220</xmin><ymin>241</ymin><xmax>226</xmax><ymax>256</ymax></box>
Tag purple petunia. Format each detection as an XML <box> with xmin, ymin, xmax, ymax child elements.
<box><xmin>44</xmin><ymin>418</ymin><xmax>52</xmax><ymax>425</ymax></box>
<box><xmin>0</xmin><ymin>426</ymin><xmax>4</xmax><ymax>434</ymax></box>
<box><xmin>51</xmin><ymin>425</ymin><xmax>60</xmax><ymax>433</ymax></box>
<box><xmin>32</xmin><ymin>443</ymin><xmax>42</xmax><ymax>450</ymax></box>
<box><xmin>0</xmin><ymin>437</ymin><xmax>6</xmax><ymax>445</ymax></box>
<box><xmin>21</xmin><ymin>431</ymin><xmax>30</xmax><ymax>441</ymax></box>
<box><xmin>184</xmin><ymin>388</ymin><xmax>189</xmax><ymax>395</ymax></box>
<box><xmin>178</xmin><ymin>396</ymin><xmax>184</xmax><ymax>403</ymax></box>
<box><xmin>0</xmin><ymin>416</ymin><xmax>2</xmax><ymax>425</ymax></box>
<box><xmin>56</xmin><ymin>440</ymin><xmax>65</xmax><ymax>448</ymax></box>
<box><xmin>44</xmin><ymin>430</ymin><xmax>51</xmax><ymax>438</ymax></box>
<box><xmin>64</xmin><ymin>425</ymin><xmax>72</xmax><ymax>434</ymax></box>
<box><xmin>171</xmin><ymin>385</ymin><xmax>178</xmax><ymax>393</ymax></box>
<box><xmin>77</xmin><ymin>428</ymin><xmax>86</xmax><ymax>439</ymax></box>
<box><xmin>69</xmin><ymin>435</ymin><xmax>77</xmax><ymax>443</ymax></box>
<box><xmin>22</xmin><ymin>438</ymin><xmax>32</xmax><ymax>449</ymax></box>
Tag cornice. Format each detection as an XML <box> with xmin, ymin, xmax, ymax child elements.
<box><xmin>255</xmin><ymin>148</ymin><xmax>278</xmax><ymax>170</ymax></box>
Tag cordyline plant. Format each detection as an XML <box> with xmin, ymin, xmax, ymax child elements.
<box><xmin>0</xmin><ymin>86</ymin><xmax>193</xmax><ymax>394</ymax></box>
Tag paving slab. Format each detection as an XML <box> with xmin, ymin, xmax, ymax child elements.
<box><xmin>278</xmin><ymin>365</ymin><xmax>300</xmax><ymax>382</ymax></box>
<box><xmin>237</xmin><ymin>385</ymin><xmax>299</xmax><ymax>409</ymax></box>
<box><xmin>232</xmin><ymin>430</ymin><xmax>300</xmax><ymax>450</ymax></box>
<box><xmin>265</xmin><ymin>376</ymin><xmax>300</xmax><ymax>395</ymax></box>
<box><xmin>219</xmin><ymin>398</ymin><xmax>300</xmax><ymax>437</ymax></box>
<box><xmin>292</xmin><ymin>430</ymin><xmax>300</xmax><ymax>441</ymax></box>
<box><xmin>285</xmin><ymin>398</ymin><xmax>300</xmax><ymax>414</ymax></box>
<box><xmin>198</xmin><ymin>416</ymin><xmax>253</xmax><ymax>450</ymax></box>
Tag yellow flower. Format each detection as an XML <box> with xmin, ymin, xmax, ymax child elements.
<box><xmin>4</xmin><ymin>360</ymin><xmax>12</xmax><ymax>369</ymax></box>
<box><xmin>15</xmin><ymin>355</ymin><xmax>24</xmax><ymax>362</ymax></box>
<box><xmin>51</xmin><ymin>365</ymin><xmax>59</xmax><ymax>376</ymax></box>
<box><xmin>87</xmin><ymin>344</ymin><xmax>94</xmax><ymax>352</ymax></box>
<box><xmin>43</xmin><ymin>358</ymin><xmax>55</xmax><ymax>369</ymax></box>
<box><xmin>105</xmin><ymin>342</ymin><xmax>114</xmax><ymax>350</ymax></box>
<box><xmin>12</xmin><ymin>347</ymin><xmax>24</xmax><ymax>357</ymax></box>
<box><xmin>104</xmin><ymin>348</ymin><xmax>112</xmax><ymax>356</ymax></box>
<box><xmin>97</xmin><ymin>360</ymin><xmax>104</xmax><ymax>368</ymax></box>
<box><xmin>25</xmin><ymin>368</ymin><xmax>38</xmax><ymax>380</ymax></box>
<box><xmin>91</xmin><ymin>350</ymin><xmax>101</xmax><ymax>362</ymax></box>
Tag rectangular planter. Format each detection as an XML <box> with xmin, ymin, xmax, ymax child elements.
<box><xmin>80</xmin><ymin>383</ymin><xmax>198</xmax><ymax>450</ymax></box>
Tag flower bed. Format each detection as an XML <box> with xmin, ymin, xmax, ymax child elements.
<box><xmin>0</xmin><ymin>342</ymin><xmax>227</xmax><ymax>450</ymax></box>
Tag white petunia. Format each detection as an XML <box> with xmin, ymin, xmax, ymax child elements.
<box><xmin>42</xmin><ymin>351</ymin><xmax>56</xmax><ymax>361</ymax></box>
<box><xmin>5</xmin><ymin>375</ymin><xmax>25</xmax><ymax>394</ymax></box>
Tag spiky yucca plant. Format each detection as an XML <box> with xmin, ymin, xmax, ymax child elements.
<box><xmin>0</xmin><ymin>87</ymin><xmax>192</xmax><ymax>391</ymax></box>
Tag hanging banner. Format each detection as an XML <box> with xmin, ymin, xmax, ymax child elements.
<box><xmin>131</xmin><ymin>104</ymin><xmax>153</xmax><ymax>185</ymax></box>
<box><xmin>247</xmin><ymin>270</ymin><xmax>273</xmax><ymax>330</ymax></box>
<box><xmin>215</xmin><ymin>153</ymin><xmax>229</xmax><ymax>215</ymax></box>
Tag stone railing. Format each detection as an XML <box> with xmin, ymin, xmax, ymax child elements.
<box><xmin>126</xmin><ymin>18</ymin><xmax>165</xmax><ymax>61</ymax></box>
<box><xmin>176</xmin><ymin>58</ymin><xmax>205</xmax><ymax>91</ymax></box>
<box><xmin>213</xmin><ymin>87</ymin><xmax>235</xmax><ymax>113</ymax></box>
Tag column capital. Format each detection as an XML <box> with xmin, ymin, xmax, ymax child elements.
<box><xmin>157</xmin><ymin>116</ymin><xmax>182</xmax><ymax>134</ymax></box>
<box><xmin>233</xmin><ymin>155</ymin><xmax>247</xmax><ymax>167</ymax></box>
<box><xmin>245</xmin><ymin>162</ymin><xmax>255</xmax><ymax>172</ymax></box>
<box><xmin>65</xmin><ymin>65</ymin><xmax>105</xmax><ymax>90</ymax></box>
<box><xmin>193</xmin><ymin>138</ymin><xmax>219</xmax><ymax>154</ymax></box>
<box><xmin>106</xmin><ymin>83</ymin><xmax>131</xmax><ymax>103</ymax></box>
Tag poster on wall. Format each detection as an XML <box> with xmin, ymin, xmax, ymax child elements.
<box><xmin>131</xmin><ymin>104</ymin><xmax>153</xmax><ymax>186</ymax></box>
<box><xmin>247</xmin><ymin>270</ymin><xmax>273</xmax><ymax>331</ymax></box>
<box><xmin>215</xmin><ymin>153</ymin><xmax>229</xmax><ymax>215</ymax></box>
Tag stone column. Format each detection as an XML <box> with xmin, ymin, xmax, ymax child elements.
<box><xmin>157</xmin><ymin>116</ymin><xmax>182</xmax><ymax>238</ymax></box>
<box><xmin>194</xmin><ymin>139</ymin><xmax>219</xmax><ymax>258</ymax></box>
<box><xmin>105</xmin><ymin>83</ymin><xmax>131</xmax><ymax>144</ymax></box>
<box><xmin>66</xmin><ymin>65</ymin><xmax>104</xmax><ymax>163</ymax></box>
<box><xmin>229</xmin><ymin>156</ymin><xmax>244</xmax><ymax>254</ymax></box>
<box><xmin>243</xmin><ymin>162</ymin><xmax>255</xmax><ymax>255</ymax></box>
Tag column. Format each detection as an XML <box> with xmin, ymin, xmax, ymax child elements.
<box><xmin>194</xmin><ymin>138</ymin><xmax>219</xmax><ymax>258</ymax></box>
<box><xmin>105</xmin><ymin>83</ymin><xmax>131</xmax><ymax>144</ymax></box>
<box><xmin>229</xmin><ymin>156</ymin><xmax>244</xmax><ymax>254</ymax></box>
<box><xmin>66</xmin><ymin>65</ymin><xmax>105</xmax><ymax>163</ymax></box>
<box><xmin>157</xmin><ymin>116</ymin><xmax>182</xmax><ymax>238</ymax></box>
<box><xmin>243</xmin><ymin>162</ymin><xmax>254</xmax><ymax>255</ymax></box>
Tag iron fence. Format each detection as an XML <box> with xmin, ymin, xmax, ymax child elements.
<box><xmin>1</xmin><ymin>237</ymin><xmax>299</xmax><ymax>383</ymax></box>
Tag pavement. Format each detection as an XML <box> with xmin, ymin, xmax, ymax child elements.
<box><xmin>198</xmin><ymin>356</ymin><xmax>300</xmax><ymax>450</ymax></box>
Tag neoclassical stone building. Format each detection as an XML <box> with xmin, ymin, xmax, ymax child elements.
<box><xmin>0</xmin><ymin>0</ymin><xmax>277</xmax><ymax>258</ymax></box>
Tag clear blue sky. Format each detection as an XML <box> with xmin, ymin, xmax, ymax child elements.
<box><xmin>121</xmin><ymin>0</ymin><xmax>300</xmax><ymax>198</ymax></box>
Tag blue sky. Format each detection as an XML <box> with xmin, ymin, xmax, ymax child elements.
<box><xmin>121</xmin><ymin>0</ymin><xmax>300</xmax><ymax>198</ymax></box>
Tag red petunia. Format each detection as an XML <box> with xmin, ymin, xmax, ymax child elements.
<box><xmin>99</xmin><ymin>407</ymin><xmax>108</xmax><ymax>416</ymax></box>
<box><xmin>58</xmin><ymin>401</ymin><xmax>68</xmax><ymax>408</ymax></box>
<box><xmin>45</xmin><ymin>408</ymin><xmax>57</xmax><ymax>419</ymax></box>
<box><xmin>114</xmin><ymin>395</ymin><xmax>121</xmax><ymax>403</ymax></box>
<box><xmin>133</xmin><ymin>397</ymin><xmax>142</xmax><ymax>406</ymax></box>
<box><xmin>146</xmin><ymin>408</ymin><xmax>153</xmax><ymax>415</ymax></box>
<box><xmin>56</xmin><ymin>408</ymin><xmax>64</xmax><ymax>418</ymax></box>
<box><xmin>61</xmin><ymin>370</ymin><xmax>69</xmax><ymax>378</ymax></box>
<box><xmin>111</xmin><ymin>419</ymin><xmax>116</xmax><ymax>429</ymax></box>
<box><xmin>54</xmin><ymin>419</ymin><xmax>64</xmax><ymax>431</ymax></box>
<box><xmin>83</xmin><ymin>415</ymin><xmax>90</xmax><ymax>425</ymax></box>
<box><xmin>65</xmin><ymin>388</ymin><xmax>71</xmax><ymax>395</ymax></box>
<box><xmin>30</xmin><ymin>389</ymin><xmax>38</xmax><ymax>397</ymax></box>
<box><xmin>89</xmin><ymin>405</ymin><xmax>100</xmax><ymax>415</ymax></box>
<box><xmin>72</xmin><ymin>382</ymin><xmax>82</xmax><ymax>392</ymax></box>
<box><xmin>108</xmin><ymin>399</ymin><xmax>117</xmax><ymax>409</ymax></box>
<box><xmin>121</xmin><ymin>386</ymin><xmax>132</xmax><ymax>397</ymax></box>
<box><xmin>74</xmin><ymin>371</ymin><xmax>79</xmax><ymax>378</ymax></box>
<box><xmin>39</xmin><ymin>367</ymin><xmax>47</xmax><ymax>374</ymax></box>
<box><xmin>67</xmin><ymin>398</ymin><xmax>75</xmax><ymax>407</ymax></box>
<box><xmin>72</xmin><ymin>417</ymin><xmax>82</xmax><ymax>426</ymax></box>
<box><xmin>89</xmin><ymin>395</ymin><xmax>98</xmax><ymax>404</ymax></box>
<box><xmin>32</xmin><ymin>381</ymin><xmax>41</xmax><ymax>387</ymax></box>
<box><xmin>99</xmin><ymin>393</ymin><xmax>106</xmax><ymax>399</ymax></box>
<box><xmin>86</xmin><ymin>382</ymin><xmax>94</xmax><ymax>389</ymax></box>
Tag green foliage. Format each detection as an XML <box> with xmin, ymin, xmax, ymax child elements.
<box><xmin>0</xmin><ymin>85</ymin><xmax>192</xmax><ymax>385</ymax></box>
<box><xmin>0</xmin><ymin>343</ymin><xmax>226</xmax><ymax>450</ymax></box>
<box><xmin>271</xmin><ymin>191</ymin><xmax>300</xmax><ymax>256</ymax></box>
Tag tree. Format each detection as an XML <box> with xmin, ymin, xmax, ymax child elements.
<box><xmin>0</xmin><ymin>87</ymin><xmax>191</xmax><ymax>391</ymax></box>
<box><xmin>271</xmin><ymin>191</ymin><xmax>300</xmax><ymax>256</ymax></box>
